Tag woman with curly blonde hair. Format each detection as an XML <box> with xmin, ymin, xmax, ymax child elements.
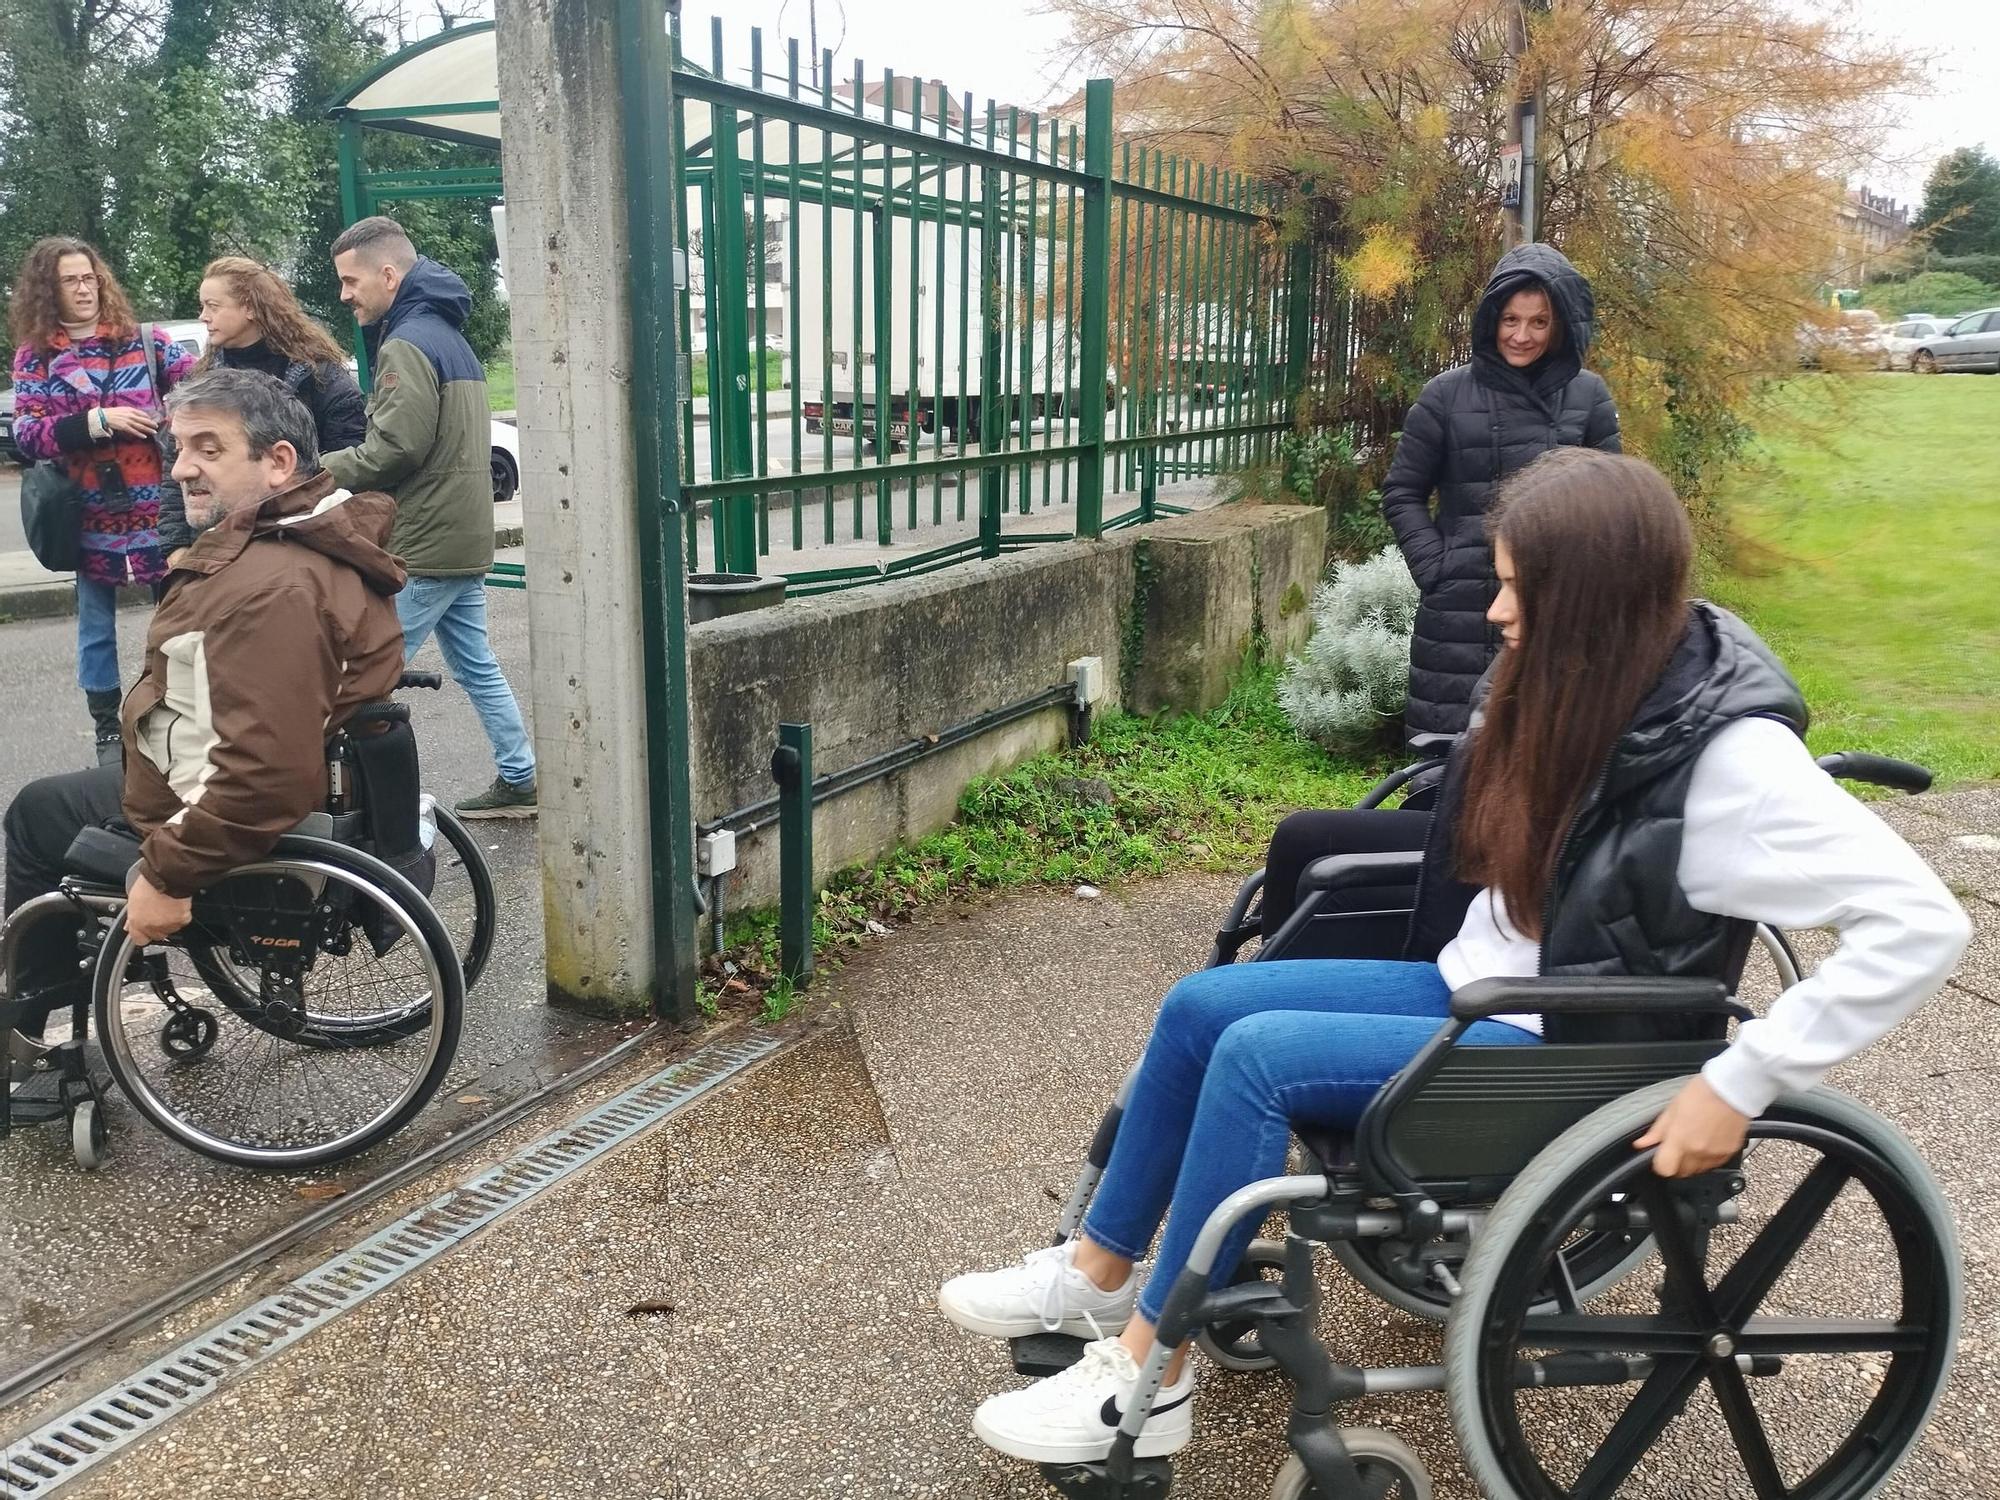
<box><xmin>157</xmin><ymin>255</ymin><xmax>366</xmax><ymax>554</ymax></box>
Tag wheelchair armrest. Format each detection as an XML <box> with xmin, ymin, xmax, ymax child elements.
<box><xmin>1296</xmin><ymin>851</ymin><xmax>1425</xmax><ymax>895</ymax></box>
<box><xmin>61</xmin><ymin>826</ymin><xmax>144</xmax><ymax>890</ymax></box>
<box><xmin>1449</xmin><ymin>975</ymin><xmax>1751</xmax><ymax>1025</ymax></box>
<box><xmin>1406</xmin><ymin>733</ymin><xmax>1458</xmax><ymax>756</ymax></box>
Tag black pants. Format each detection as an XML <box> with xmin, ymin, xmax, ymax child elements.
<box><xmin>4</xmin><ymin>765</ymin><xmax>125</xmax><ymax>1036</ymax></box>
<box><xmin>1261</xmin><ymin>807</ymin><xmax>1432</xmax><ymax>943</ymax></box>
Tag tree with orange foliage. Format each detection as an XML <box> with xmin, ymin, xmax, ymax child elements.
<box><xmin>1049</xmin><ymin>0</ymin><xmax>1918</xmax><ymax>541</ymax></box>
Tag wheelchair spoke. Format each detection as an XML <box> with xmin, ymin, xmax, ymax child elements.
<box><xmin>1565</xmin><ymin>1357</ymin><xmax>1707</xmax><ymax>1500</ymax></box>
<box><xmin>1731</xmin><ymin>1318</ymin><xmax>1930</xmax><ymax>1356</ymax></box>
<box><xmin>1707</xmin><ymin>1360</ymin><xmax>1789</xmax><ymax>1499</ymax></box>
<box><xmin>1712</xmin><ymin>1158</ymin><xmax>1849</xmax><ymax>1326</ymax></box>
<box><xmin>1637</xmin><ymin>1175</ymin><xmax>1721</xmax><ymax>1327</ymax></box>
<box><xmin>1516</xmin><ymin>1314</ymin><xmax>1705</xmax><ymax>1356</ymax></box>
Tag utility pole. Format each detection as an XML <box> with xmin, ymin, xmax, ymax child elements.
<box><xmin>1501</xmin><ymin>1</ymin><xmax>1546</xmax><ymax>247</ymax></box>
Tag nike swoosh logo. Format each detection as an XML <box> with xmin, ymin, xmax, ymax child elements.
<box><xmin>1099</xmin><ymin>1388</ymin><xmax>1192</xmax><ymax>1428</ymax></box>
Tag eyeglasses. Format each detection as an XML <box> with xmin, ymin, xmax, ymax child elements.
<box><xmin>58</xmin><ymin>272</ymin><xmax>99</xmax><ymax>289</ymax></box>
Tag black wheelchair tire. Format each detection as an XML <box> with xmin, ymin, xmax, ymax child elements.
<box><xmin>432</xmin><ymin>803</ymin><xmax>497</xmax><ymax>990</ymax></box>
<box><xmin>92</xmin><ymin>838</ymin><xmax>464</xmax><ymax>1169</ymax></box>
<box><xmin>1268</xmin><ymin>1428</ymin><xmax>1431</xmax><ymax>1500</ymax></box>
<box><xmin>1328</xmin><ymin>1223</ymin><xmax>1653</xmax><ymax>1326</ymax></box>
<box><xmin>1445</xmin><ymin>1079</ymin><xmax>1960</xmax><ymax>1500</ymax></box>
<box><xmin>1194</xmin><ymin>1238</ymin><xmax>1287</xmax><ymax>1372</ymax></box>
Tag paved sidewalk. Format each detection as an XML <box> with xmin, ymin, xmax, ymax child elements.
<box><xmin>9</xmin><ymin>791</ymin><xmax>1998</xmax><ymax>1500</ymax></box>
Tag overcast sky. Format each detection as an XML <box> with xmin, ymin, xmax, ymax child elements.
<box><xmin>669</xmin><ymin>0</ymin><xmax>1995</xmax><ymax>206</ymax></box>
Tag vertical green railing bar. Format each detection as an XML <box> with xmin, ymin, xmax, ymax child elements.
<box><xmin>978</xmin><ymin>159</ymin><xmax>1004</xmax><ymax>558</ymax></box>
<box><xmin>785</xmin><ymin>40</ymin><xmax>804</xmax><ymax>553</ymax></box>
<box><xmin>1284</xmin><ymin>237</ymin><xmax>1314</xmax><ymax>422</ymax></box>
<box><xmin>1074</xmin><ymin>78</ymin><xmax>1112</xmax><ymax>540</ymax></box>
<box><xmin>774</xmin><ymin>721</ymin><xmax>814</xmax><ymax>985</ymax></box>
<box><xmin>618</xmin><ymin>0</ymin><xmax>699</xmax><ymax>1020</ymax></box>
<box><xmin>849</xmin><ymin>61</ymin><xmax>866</xmax><ymax>543</ymax></box>
<box><xmin>872</xmin><ymin>70</ymin><xmax>895</xmax><ymax>549</ymax></box>
<box><xmin>955</xmin><ymin>92</ymin><xmax>973</xmax><ymax>524</ymax></box>
<box><xmin>708</xmin><ymin>29</ymin><xmax>757</xmax><ymax>575</ymax></box>
<box><xmin>335</xmin><ymin>117</ymin><xmax>372</xmax><ymax>389</ymax></box>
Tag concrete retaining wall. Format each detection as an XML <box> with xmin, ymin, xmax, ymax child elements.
<box><xmin>691</xmin><ymin>503</ymin><xmax>1325</xmax><ymax>909</ymax></box>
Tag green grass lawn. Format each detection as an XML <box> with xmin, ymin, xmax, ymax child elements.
<box><xmin>1708</xmin><ymin>374</ymin><xmax>2000</xmax><ymax>786</ymax></box>
<box><xmin>484</xmin><ymin>356</ymin><xmax>515</xmax><ymax>414</ymax></box>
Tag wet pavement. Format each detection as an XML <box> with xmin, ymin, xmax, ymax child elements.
<box><xmin>0</xmin><ymin>585</ymin><xmax>639</xmax><ymax>1385</ymax></box>
<box><xmin>3</xmin><ymin>782</ymin><xmax>1994</xmax><ymax>1499</ymax></box>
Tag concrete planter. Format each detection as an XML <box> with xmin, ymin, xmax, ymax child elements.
<box><xmin>688</xmin><ymin>572</ymin><xmax>787</xmax><ymax>623</ymax></box>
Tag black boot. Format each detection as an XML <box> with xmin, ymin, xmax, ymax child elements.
<box><xmin>85</xmin><ymin>688</ymin><xmax>123</xmax><ymax>768</ymax></box>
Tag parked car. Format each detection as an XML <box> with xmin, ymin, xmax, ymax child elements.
<box><xmin>0</xmin><ymin>320</ymin><xmax>207</xmax><ymax>464</ymax></box>
<box><xmin>1877</xmin><ymin>317</ymin><xmax>1953</xmax><ymax>371</ymax></box>
<box><xmin>1796</xmin><ymin>308</ymin><xmax>1886</xmax><ymax>368</ymax></box>
<box><xmin>1909</xmin><ymin>306</ymin><xmax>2000</xmax><ymax>373</ymax></box>
<box><xmin>489</xmin><ymin>417</ymin><xmax>519</xmax><ymax>504</ymax></box>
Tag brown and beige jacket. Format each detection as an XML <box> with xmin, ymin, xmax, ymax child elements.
<box><xmin>119</xmin><ymin>469</ymin><xmax>408</xmax><ymax>897</ymax></box>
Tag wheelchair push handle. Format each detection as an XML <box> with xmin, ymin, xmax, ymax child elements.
<box><xmin>1817</xmin><ymin>751</ymin><xmax>1932</xmax><ymax>794</ymax></box>
<box><xmin>398</xmin><ymin>670</ymin><xmax>443</xmax><ymax>692</ymax></box>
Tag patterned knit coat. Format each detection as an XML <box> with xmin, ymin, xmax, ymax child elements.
<box><xmin>11</xmin><ymin>325</ymin><xmax>195</xmax><ymax>586</ymax></box>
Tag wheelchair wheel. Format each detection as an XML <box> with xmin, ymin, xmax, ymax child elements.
<box><xmin>1446</xmin><ymin>1079</ymin><xmax>1959</xmax><ymax>1500</ymax></box>
<box><xmin>1329</xmin><ymin>1220</ymin><xmax>1652</xmax><ymax>1325</ymax></box>
<box><xmin>70</xmin><ymin>1098</ymin><xmax>107</xmax><ymax>1171</ymax></box>
<box><xmin>1269</xmin><ymin>1428</ymin><xmax>1430</xmax><ymax>1499</ymax></box>
<box><xmin>91</xmin><ymin>841</ymin><xmax>463</xmax><ymax>1169</ymax></box>
<box><xmin>1195</xmin><ymin>1238</ymin><xmax>1287</xmax><ymax>1372</ymax></box>
<box><xmin>429</xmin><ymin>804</ymin><xmax>497</xmax><ymax>990</ymax></box>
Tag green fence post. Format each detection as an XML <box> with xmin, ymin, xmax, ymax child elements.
<box><xmin>1284</xmin><ymin>237</ymin><xmax>1314</xmax><ymax>424</ymax></box>
<box><xmin>978</xmin><ymin>165</ymin><xmax>1004</xmax><ymax>558</ymax></box>
<box><xmin>618</xmin><ymin>0</ymin><xmax>701</xmax><ymax>1021</ymax></box>
<box><xmin>1074</xmin><ymin>78</ymin><xmax>1112</xmax><ymax>540</ymax></box>
<box><xmin>709</xmin><ymin>86</ymin><xmax>759</xmax><ymax>574</ymax></box>
<box><xmin>773</xmin><ymin>722</ymin><xmax>815</xmax><ymax>985</ymax></box>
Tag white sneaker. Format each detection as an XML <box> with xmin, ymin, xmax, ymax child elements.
<box><xmin>973</xmin><ymin>1337</ymin><xmax>1195</xmax><ymax>1463</ymax></box>
<box><xmin>938</xmin><ymin>1241</ymin><xmax>1139</xmax><ymax>1340</ymax></box>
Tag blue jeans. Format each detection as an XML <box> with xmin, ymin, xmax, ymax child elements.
<box><xmin>75</xmin><ymin>576</ymin><xmax>120</xmax><ymax>695</ymax></box>
<box><xmin>396</xmin><ymin>575</ymin><xmax>535</xmax><ymax>786</ymax></box>
<box><xmin>1080</xmin><ymin>961</ymin><xmax>1537</xmax><ymax>1323</ymax></box>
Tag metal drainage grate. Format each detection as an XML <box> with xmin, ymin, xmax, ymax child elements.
<box><xmin>0</xmin><ymin>1031</ymin><xmax>781</xmax><ymax>1495</ymax></box>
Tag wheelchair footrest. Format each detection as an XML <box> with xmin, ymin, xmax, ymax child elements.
<box><xmin>1010</xmin><ymin>1331</ymin><xmax>1091</xmax><ymax>1377</ymax></box>
<box><xmin>1038</xmin><ymin>1459</ymin><xmax>1174</xmax><ymax>1499</ymax></box>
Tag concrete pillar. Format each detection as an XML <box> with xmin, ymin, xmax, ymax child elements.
<box><xmin>494</xmin><ymin>0</ymin><xmax>699</xmax><ymax>1018</ymax></box>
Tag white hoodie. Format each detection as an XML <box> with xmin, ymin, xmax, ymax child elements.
<box><xmin>1437</xmin><ymin>715</ymin><xmax>1973</xmax><ymax>1115</ymax></box>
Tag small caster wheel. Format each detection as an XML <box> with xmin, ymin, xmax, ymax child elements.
<box><xmin>1195</xmin><ymin>1238</ymin><xmax>1287</xmax><ymax>1372</ymax></box>
<box><xmin>72</xmin><ymin>1098</ymin><xmax>108</xmax><ymax>1171</ymax></box>
<box><xmin>1269</xmin><ymin>1428</ymin><xmax>1431</xmax><ymax>1500</ymax></box>
<box><xmin>160</xmin><ymin>1007</ymin><xmax>219</xmax><ymax>1059</ymax></box>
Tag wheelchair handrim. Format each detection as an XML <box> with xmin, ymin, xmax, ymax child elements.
<box><xmin>1449</xmin><ymin>1084</ymin><xmax>1959</xmax><ymax>1500</ymax></box>
<box><xmin>93</xmin><ymin>855</ymin><xmax>462</xmax><ymax>1169</ymax></box>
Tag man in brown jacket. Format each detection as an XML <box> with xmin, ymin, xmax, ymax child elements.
<box><xmin>3</xmin><ymin>368</ymin><xmax>405</xmax><ymax>1038</ymax></box>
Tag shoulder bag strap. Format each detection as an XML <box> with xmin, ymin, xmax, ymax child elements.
<box><xmin>138</xmin><ymin>322</ymin><xmax>165</xmax><ymax>409</ymax></box>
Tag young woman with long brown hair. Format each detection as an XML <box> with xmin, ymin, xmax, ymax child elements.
<box><xmin>936</xmin><ymin>447</ymin><xmax>1970</xmax><ymax>1467</ymax></box>
<box><xmin>8</xmin><ymin>236</ymin><xmax>194</xmax><ymax>762</ymax></box>
<box><xmin>156</xmin><ymin>255</ymin><xmax>365</xmax><ymax>555</ymax></box>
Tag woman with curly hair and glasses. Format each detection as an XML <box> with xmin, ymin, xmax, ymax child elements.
<box><xmin>154</xmin><ymin>255</ymin><xmax>367</xmax><ymax>559</ymax></box>
<box><xmin>8</xmin><ymin>236</ymin><xmax>193</xmax><ymax>763</ymax></box>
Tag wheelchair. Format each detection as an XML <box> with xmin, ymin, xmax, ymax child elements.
<box><xmin>1008</xmin><ymin>749</ymin><xmax>1959</xmax><ymax>1500</ymax></box>
<box><xmin>1</xmin><ymin>672</ymin><xmax>491</xmax><ymax>1172</ymax></box>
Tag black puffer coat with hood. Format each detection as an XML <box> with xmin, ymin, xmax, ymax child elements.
<box><xmin>1381</xmin><ymin>244</ymin><xmax>1621</xmax><ymax>740</ymax></box>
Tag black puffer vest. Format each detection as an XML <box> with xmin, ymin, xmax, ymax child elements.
<box><xmin>1404</xmin><ymin>604</ymin><xmax>1808</xmax><ymax>1043</ymax></box>
<box><xmin>1381</xmin><ymin>244</ymin><xmax>1623</xmax><ymax>742</ymax></box>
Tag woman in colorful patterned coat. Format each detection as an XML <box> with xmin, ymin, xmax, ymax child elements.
<box><xmin>8</xmin><ymin>237</ymin><xmax>194</xmax><ymax>763</ymax></box>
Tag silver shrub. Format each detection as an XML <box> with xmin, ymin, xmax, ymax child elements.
<box><xmin>1278</xmin><ymin>546</ymin><xmax>1420</xmax><ymax>750</ymax></box>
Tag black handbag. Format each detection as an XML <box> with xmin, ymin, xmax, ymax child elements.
<box><xmin>20</xmin><ymin>460</ymin><xmax>86</xmax><ymax>572</ymax></box>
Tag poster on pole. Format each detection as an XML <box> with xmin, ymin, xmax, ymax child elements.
<box><xmin>1497</xmin><ymin>144</ymin><xmax>1523</xmax><ymax>208</ymax></box>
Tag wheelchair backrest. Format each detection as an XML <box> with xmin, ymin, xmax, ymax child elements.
<box><xmin>338</xmin><ymin>714</ymin><xmax>423</xmax><ymax>861</ymax></box>
<box><xmin>1382</xmin><ymin>1039</ymin><xmax>1724</xmax><ymax>1195</ymax></box>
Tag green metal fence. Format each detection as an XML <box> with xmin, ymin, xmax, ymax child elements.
<box><xmin>675</xmin><ymin>21</ymin><xmax>1341</xmax><ymax>593</ymax></box>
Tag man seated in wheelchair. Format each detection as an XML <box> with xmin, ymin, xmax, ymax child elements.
<box><xmin>938</xmin><ymin>447</ymin><xmax>1972</xmax><ymax>1466</ymax></box>
<box><xmin>3</xmin><ymin>367</ymin><xmax>407</xmax><ymax>1049</ymax></box>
